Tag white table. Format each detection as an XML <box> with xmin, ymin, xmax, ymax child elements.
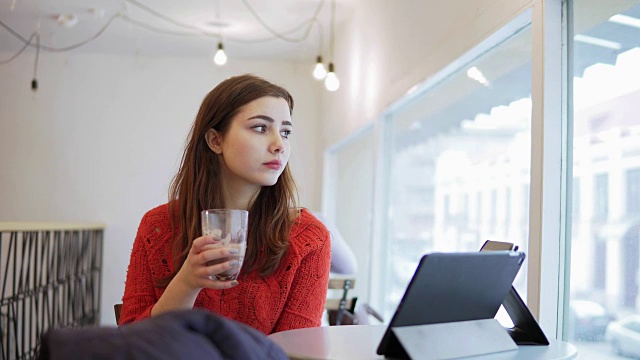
<box><xmin>268</xmin><ymin>325</ymin><xmax>577</xmax><ymax>360</ymax></box>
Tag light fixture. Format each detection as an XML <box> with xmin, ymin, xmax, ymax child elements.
<box><xmin>211</xmin><ymin>0</ymin><xmax>227</xmax><ymax>66</ymax></box>
<box><xmin>609</xmin><ymin>14</ymin><xmax>640</xmax><ymax>29</ymax></box>
<box><xmin>574</xmin><ymin>34</ymin><xmax>622</xmax><ymax>50</ymax></box>
<box><xmin>213</xmin><ymin>42</ymin><xmax>227</xmax><ymax>66</ymax></box>
<box><xmin>324</xmin><ymin>62</ymin><xmax>340</xmax><ymax>91</ymax></box>
<box><xmin>313</xmin><ymin>55</ymin><xmax>327</xmax><ymax>80</ymax></box>
<box><xmin>56</xmin><ymin>14</ymin><xmax>79</xmax><ymax>28</ymax></box>
<box><xmin>32</xmin><ymin>32</ymin><xmax>40</xmax><ymax>92</ymax></box>
<box><xmin>466</xmin><ymin>66</ymin><xmax>490</xmax><ymax>87</ymax></box>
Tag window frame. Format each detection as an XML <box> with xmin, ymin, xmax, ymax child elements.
<box><xmin>530</xmin><ymin>0</ymin><xmax>569</xmax><ymax>340</ymax></box>
<box><xmin>321</xmin><ymin>0</ymin><xmax>571</xmax><ymax>339</ymax></box>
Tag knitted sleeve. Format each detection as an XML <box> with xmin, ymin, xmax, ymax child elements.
<box><xmin>273</xmin><ymin>214</ymin><xmax>331</xmax><ymax>332</ymax></box>
<box><xmin>119</xmin><ymin>212</ymin><xmax>161</xmax><ymax>324</ymax></box>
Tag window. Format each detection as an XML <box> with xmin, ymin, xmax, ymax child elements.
<box><xmin>462</xmin><ymin>193</ymin><xmax>470</xmax><ymax>225</ymax></box>
<box><xmin>490</xmin><ymin>189</ymin><xmax>498</xmax><ymax>233</ymax></box>
<box><xmin>323</xmin><ymin>127</ymin><xmax>376</xmax><ymax>303</ymax></box>
<box><xmin>593</xmin><ymin>238</ymin><xmax>606</xmax><ymax>290</ymax></box>
<box><xmin>476</xmin><ymin>192</ymin><xmax>483</xmax><ymax>229</ymax></box>
<box><xmin>567</xmin><ymin>1</ymin><xmax>640</xmax><ymax>355</ymax></box>
<box><xmin>318</xmin><ymin>0</ymin><xmax>640</xmax><ymax>351</ymax></box>
<box><xmin>505</xmin><ymin>187</ymin><xmax>512</xmax><ymax>233</ymax></box>
<box><xmin>572</xmin><ymin>177</ymin><xmax>580</xmax><ymax>219</ymax></box>
<box><xmin>627</xmin><ymin>168</ymin><xmax>640</xmax><ymax>214</ymax></box>
<box><xmin>373</xmin><ymin>21</ymin><xmax>533</xmax><ymax>321</ymax></box>
<box><xmin>443</xmin><ymin>194</ymin><xmax>450</xmax><ymax>226</ymax></box>
<box><xmin>521</xmin><ymin>183</ymin><xmax>529</xmax><ymax>223</ymax></box>
<box><xmin>593</xmin><ymin>173</ymin><xmax>609</xmax><ymax>221</ymax></box>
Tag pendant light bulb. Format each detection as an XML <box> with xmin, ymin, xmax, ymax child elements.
<box><xmin>324</xmin><ymin>62</ymin><xmax>340</xmax><ymax>91</ymax></box>
<box><xmin>214</xmin><ymin>42</ymin><xmax>227</xmax><ymax>66</ymax></box>
<box><xmin>313</xmin><ymin>55</ymin><xmax>327</xmax><ymax>80</ymax></box>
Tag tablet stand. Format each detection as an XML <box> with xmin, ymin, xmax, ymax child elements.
<box><xmin>381</xmin><ymin>290</ymin><xmax>548</xmax><ymax>359</ymax></box>
<box><xmin>390</xmin><ymin>319</ymin><xmax>518</xmax><ymax>359</ymax></box>
<box><xmin>503</xmin><ymin>286</ymin><xmax>550</xmax><ymax>345</ymax></box>
<box><xmin>479</xmin><ymin>240</ymin><xmax>549</xmax><ymax>346</ymax></box>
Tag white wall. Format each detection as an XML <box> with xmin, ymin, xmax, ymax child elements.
<box><xmin>0</xmin><ymin>52</ymin><xmax>322</xmax><ymax>324</ymax></box>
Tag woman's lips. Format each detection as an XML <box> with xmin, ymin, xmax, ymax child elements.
<box><xmin>264</xmin><ymin>161</ymin><xmax>282</xmax><ymax>170</ymax></box>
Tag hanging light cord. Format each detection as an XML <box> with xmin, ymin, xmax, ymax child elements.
<box><xmin>0</xmin><ymin>0</ymin><xmax>330</xmax><ymax>62</ymax></box>
<box><xmin>233</xmin><ymin>18</ymin><xmax>319</xmax><ymax>44</ymax></box>
<box><xmin>31</xmin><ymin>32</ymin><xmax>40</xmax><ymax>90</ymax></box>
<box><xmin>329</xmin><ymin>0</ymin><xmax>335</xmax><ymax>61</ymax></box>
<box><xmin>33</xmin><ymin>32</ymin><xmax>39</xmax><ymax>77</ymax></box>
<box><xmin>315</xmin><ymin>19</ymin><xmax>324</xmax><ymax>55</ymax></box>
<box><xmin>0</xmin><ymin>31</ymin><xmax>34</xmax><ymax>64</ymax></box>
<box><xmin>125</xmin><ymin>0</ymin><xmax>214</xmax><ymax>37</ymax></box>
<box><xmin>240</xmin><ymin>0</ymin><xmax>326</xmax><ymax>43</ymax></box>
<box><xmin>0</xmin><ymin>14</ymin><xmax>119</xmax><ymax>52</ymax></box>
<box><xmin>119</xmin><ymin>14</ymin><xmax>210</xmax><ymax>37</ymax></box>
<box><xmin>125</xmin><ymin>0</ymin><xmax>326</xmax><ymax>43</ymax></box>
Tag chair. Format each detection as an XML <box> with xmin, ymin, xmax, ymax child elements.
<box><xmin>325</xmin><ymin>278</ymin><xmax>384</xmax><ymax>326</ymax></box>
<box><xmin>114</xmin><ymin>303</ymin><xmax>122</xmax><ymax>325</ymax></box>
<box><xmin>325</xmin><ymin>278</ymin><xmax>357</xmax><ymax>325</ymax></box>
<box><xmin>115</xmin><ymin>283</ymin><xmax>381</xmax><ymax>327</ymax></box>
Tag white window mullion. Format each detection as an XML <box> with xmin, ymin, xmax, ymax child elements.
<box><xmin>369</xmin><ymin>115</ymin><xmax>392</xmax><ymax>314</ymax></box>
<box><xmin>528</xmin><ymin>0</ymin><xmax>567</xmax><ymax>339</ymax></box>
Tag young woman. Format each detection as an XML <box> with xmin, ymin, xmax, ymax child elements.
<box><xmin>119</xmin><ymin>74</ymin><xmax>332</xmax><ymax>334</ymax></box>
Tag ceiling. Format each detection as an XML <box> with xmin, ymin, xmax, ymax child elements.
<box><xmin>0</xmin><ymin>0</ymin><xmax>353</xmax><ymax>61</ymax></box>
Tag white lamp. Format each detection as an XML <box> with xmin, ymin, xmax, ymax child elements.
<box><xmin>313</xmin><ymin>56</ymin><xmax>327</xmax><ymax>80</ymax></box>
<box><xmin>324</xmin><ymin>62</ymin><xmax>340</xmax><ymax>91</ymax></box>
<box><xmin>213</xmin><ymin>42</ymin><xmax>227</xmax><ymax>66</ymax></box>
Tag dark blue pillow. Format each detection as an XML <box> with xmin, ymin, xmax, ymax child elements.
<box><xmin>39</xmin><ymin>309</ymin><xmax>288</xmax><ymax>360</ymax></box>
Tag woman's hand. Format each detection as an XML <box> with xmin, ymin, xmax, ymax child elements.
<box><xmin>174</xmin><ymin>235</ymin><xmax>240</xmax><ymax>291</ymax></box>
<box><xmin>150</xmin><ymin>236</ymin><xmax>239</xmax><ymax>317</ymax></box>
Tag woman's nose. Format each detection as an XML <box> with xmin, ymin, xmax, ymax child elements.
<box><xmin>269</xmin><ymin>133</ymin><xmax>284</xmax><ymax>154</ymax></box>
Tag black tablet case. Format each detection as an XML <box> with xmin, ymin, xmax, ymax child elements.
<box><xmin>376</xmin><ymin>251</ymin><xmax>526</xmax><ymax>359</ymax></box>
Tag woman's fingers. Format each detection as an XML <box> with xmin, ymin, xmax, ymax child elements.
<box><xmin>200</xmin><ymin>246</ymin><xmax>239</xmax><ymax>263</ymax></box>
<box><xmin>183</xmin><ymin>237</ymin><xmax>242</xmax><ymax>289</ymax></box>
<box><xmin>198</xmin><ymin>257</ymin><xmax>238</xmax><ymax>274</ymax></box>
<box><xmin>191</xmin><ymin>235</ymin><xmax>217</xmax><ymax>252</ymax></box>
<box><xmin>205</xmin><ymin>279</ymin><xmax>240</xmax><ymax>290</ymax></box>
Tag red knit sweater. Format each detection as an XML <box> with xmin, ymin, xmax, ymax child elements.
<box><xmin>119</xmin><ymin>204</ymin><xmax>331</xmax><ymax>334</ymax></box>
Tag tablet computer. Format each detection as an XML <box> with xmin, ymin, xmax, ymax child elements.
<box><xmin>376</xmin><ymin>251</ymin><xmax>525</xmax><ymax>359</ymax></box>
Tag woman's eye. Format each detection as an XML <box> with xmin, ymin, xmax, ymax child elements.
<box><xmin>281</xmin><ymin>129</ymin><xmax>292</xmax><ymax>139</ymax></box>
<box><xmin>252</xmin><ymin>125</ymin><xmax>267</xmax><ymax>133</ymax></box>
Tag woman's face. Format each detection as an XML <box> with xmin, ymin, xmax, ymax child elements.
<box><xmin>208</xmin><ymin>96</ymin><xmax>292</xmax><ymax>191</ymax></box>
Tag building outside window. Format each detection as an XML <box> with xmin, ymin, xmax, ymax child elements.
<box><xmin>593</xmin><ymin>173</ymin><xmax>609</xmax><ymax>221</ymax></box>
<box><xmin>373</xmin><ymin>21</ymin><xmax>534</xmax><ymax>322</ymax></box>
<box><xmin>627</xmin><ymin>168</ymin><xmax>640</xmax><ymax>214</ymax></box>
<box><xmin>567</xmin><ymin>2</ymin><xmax>640</xmax><ymax>357</ymax></box>
<box><xmin>573</xmin><ymin>177</ymin><xmax>581</xmax><ymax>219</ymax></box>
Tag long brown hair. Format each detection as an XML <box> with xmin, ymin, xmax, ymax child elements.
<box><xmin>163</xmin><ymin>74</ymin><xmax>298</xmax><ymax>285</ymax></box>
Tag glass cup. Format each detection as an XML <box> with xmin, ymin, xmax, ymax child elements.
<box><xmin>201</xmin><ymin>209</ymin><xmax>248</xmax><ymax>281</ymax></box>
